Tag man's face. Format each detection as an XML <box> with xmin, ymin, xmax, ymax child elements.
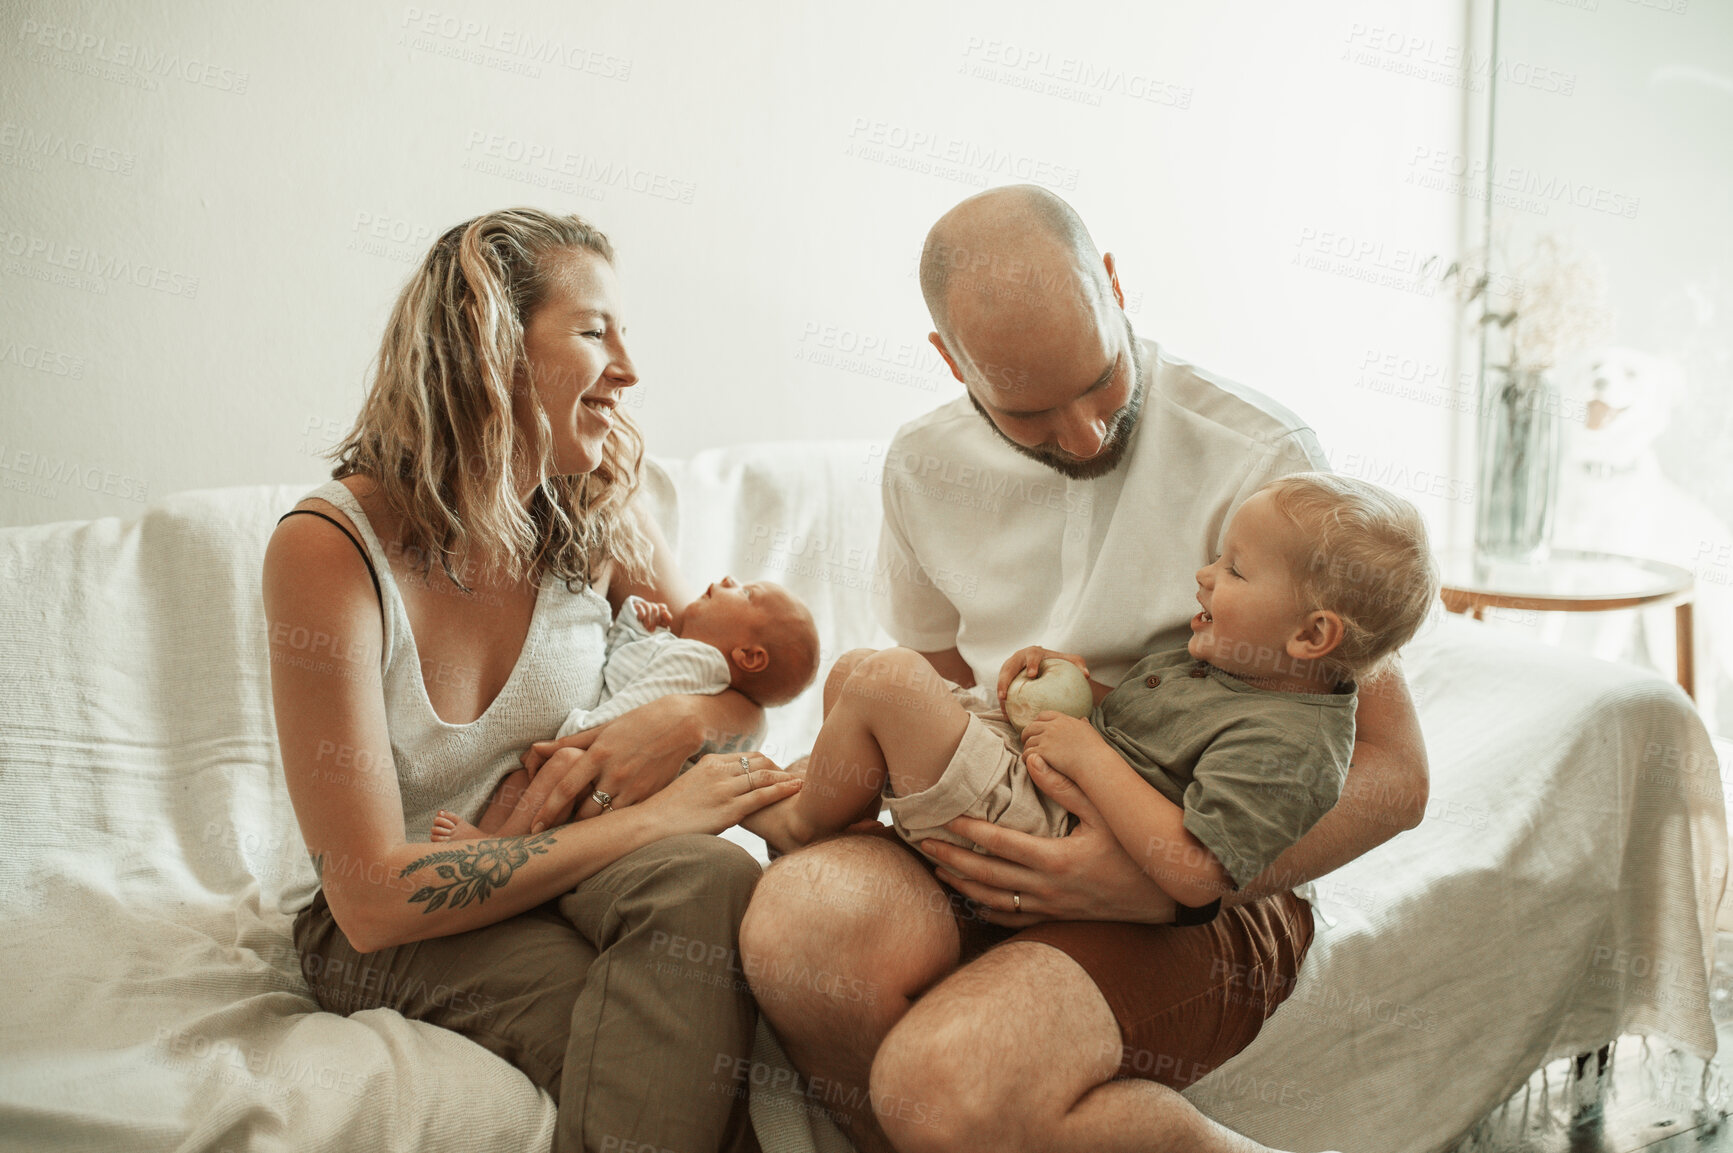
<box><xmin>961</xmin><ymin>312</ymin><xmax>1145</xmax><ymax>481</ymax></box>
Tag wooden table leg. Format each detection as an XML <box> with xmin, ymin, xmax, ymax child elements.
<box><xmin>1676</xmin><ymin>600</ymin><xmax>1695</xmax><ymax>699</ymax></box>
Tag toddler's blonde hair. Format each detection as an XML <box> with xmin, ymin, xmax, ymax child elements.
<box><xmin>1260</xmin><ymin>472</ymin><xmax>1440</xmax><ymax>681</ymax></box>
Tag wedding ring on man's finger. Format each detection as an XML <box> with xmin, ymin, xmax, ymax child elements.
<box><xmin>591</xmin><ymin>789</ymin><xmax>614</xmax><ymax>813</ymax></box>
<box><xmin>1012</xmin><ymin>891</ymin><xmax>1022</xmax><ymax>913</ymax></box>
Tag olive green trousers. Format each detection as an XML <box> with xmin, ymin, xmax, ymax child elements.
<box><xmin>294</xmin><ymin>834</ymin><xmax>763</xmax><ymax>1153</ymax></box>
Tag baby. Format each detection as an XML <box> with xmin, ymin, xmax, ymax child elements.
<box><xmin>431</xmin><ymin>576</ymin><xmax>820</xmax><ymax>841</ymax></box>
<box><xmin>744</xmin><ymin>473</ymin><xmax>1439</xmax><ymax>913</ymax></box>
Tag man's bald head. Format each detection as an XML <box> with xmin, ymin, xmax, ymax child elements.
<box><xmin>919</xmin><ymin>185</ymin><xmax>1115</xmax><ymax>357</ymax></box>
<box><xmin>918</xmin><ymin>186</ymin><xmax>1141</xmax><ymax>480</ymax></box>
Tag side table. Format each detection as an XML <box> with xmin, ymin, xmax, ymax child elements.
<box><xmin>1438</xmin><ymin>548</ymin><xmax>1697</xmax><ymax>698</ymax></box>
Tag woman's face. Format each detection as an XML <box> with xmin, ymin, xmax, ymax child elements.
<box><xmin>516</xmin><ymin>249</ymin><xmax>638</xmax><ymax>478</ymax></box>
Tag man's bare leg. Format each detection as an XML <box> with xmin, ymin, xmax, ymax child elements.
<box><xmin>739</xmin><ymin>834</ymin><xmax>963</xmax><ymax>1153</ymax></box>
<box><xmin>872</xmin><ymin>942</ymin><xmax>1294</xmax><ymax>1153</ymax></box>
<box><xmin>744</xmin><ymin>647</ymin><xmax>971</xmax><ymax>854</ymax></box>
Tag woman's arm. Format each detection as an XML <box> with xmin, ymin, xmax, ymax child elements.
<box><xmin>265</xmin><ymin>510</ymin><xmax>793</xmax><ymax>952</ymax></box>
<box><xmin>523</xmin><ymin>690</ymin><xmax>765</xmax><ymax>825</ymax></box>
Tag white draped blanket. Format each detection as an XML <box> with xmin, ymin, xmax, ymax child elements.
<box><xmin>0</xmin><ymin>441</ymin><xmax>1723</xmax><ymax>1153</ymax></box>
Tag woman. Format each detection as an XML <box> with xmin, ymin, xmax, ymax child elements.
<box><xmin>265</xmin><ymin>208</ymin><xmax>800</xmax><ymax>1153</ymax></box>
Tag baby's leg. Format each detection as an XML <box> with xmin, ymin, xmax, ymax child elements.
<box><xmin>428</xmin><ymin>767</ymin><xmax>541</xmax><ymax>842</ymax></box>
<box><xmin>430</xmin><ymin>809</ymin><xmax>486</xmax><ymax>841</ymax></box>
<box><xmin>745</xmin><ymin>648</ymin><xmax>969</xmax><ymax>853</ymax></box>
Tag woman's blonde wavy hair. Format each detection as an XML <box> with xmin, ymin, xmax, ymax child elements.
<box><xmin>329</xmin><ymin>208</ymin><xmax>651</xmax><ymax>592</ymax></box>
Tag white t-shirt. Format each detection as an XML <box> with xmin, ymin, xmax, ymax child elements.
<box><xmin>873</xmin><ymin>339</ymin><xmax>1329</xmax><ymax>690</ymax></box>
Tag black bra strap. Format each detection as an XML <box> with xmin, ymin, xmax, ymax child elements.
<box><xmin>277</xmin><ymin>509</ymin><xmax>384</xmax><ymax>609</ymax></box>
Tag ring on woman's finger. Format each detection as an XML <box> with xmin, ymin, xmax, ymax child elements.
<box><xmin>739</xmin><ymin>755</ymin><xmax>752</xmax><ymax>773</ymax></box>
<box><xmin>1012</xmin><ymin>891</ymin><xmax>1022</xmax><ymax>913</ymax></box>
<box><xmin>591</xmin><ymin>789</ymin><xmax>614</xmax><ymax>813</ymax></box>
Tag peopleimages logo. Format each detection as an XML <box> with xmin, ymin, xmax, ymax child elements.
<box><xmin>0</xmin><ymin>121</ymin><xmax>134</xmax><ymax>176</ymax></box>
<box><xmin>1406</xmin><ymin>147</ymin><xmax>1640</xmax><ymax>219</ymax></box>
<box><xmin>0</xmin><ymin>337</ymin><xmax>85</xmax><ymax>378</ymax></box>
<box><xmin>0</xmin><ymin>442</ymin><xmax>149</xmax><ymax>502</ymax></box>
<box><xmin>957</xmin><ymin>37</ymin><xmax>1194</xmax><ymax>110</ymax></box>
<box><xmin>0</xmin><ymin>225</ymin><xmax>200</xmax><ymax>298</ymax></box>
<box><xmin>400</xmin><ymin>8</ymin><xmax>632</xmax><ymax>80</ymax></box>
<box><xmin>461</xmin><ymin>131</ymin><xmax>697</xmax><ymax>204</ymax></box>
<box><xmin>844</xmin><ymin>118</ymin><xmax>1082</xmax><ymax>191</ymax></box>
<box><xmin>1341</xmin><ymin>23</ymin><xmax>1577</xmax><ymax>96</ymax></box>
<box><xmin>15</xmin><ymin>19</ymin><xmax>250</xmax><ymax>93</ymax></box>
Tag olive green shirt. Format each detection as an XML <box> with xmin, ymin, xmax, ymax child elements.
<box><xmin>1091</xmin><ymin>646</ymin><xmax>1356</xmax><ymax>888</ymax></box>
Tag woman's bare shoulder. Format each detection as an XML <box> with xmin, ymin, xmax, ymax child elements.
<box><xmin>264</xmin><ymin>476</ymin><xmax>381</xmax><ymax>600</ymax></box>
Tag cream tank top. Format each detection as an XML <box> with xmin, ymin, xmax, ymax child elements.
<box><xmin>282</xmin><ymin>480</ymin><xmax>612</xmax><ymax>913</ymax></box>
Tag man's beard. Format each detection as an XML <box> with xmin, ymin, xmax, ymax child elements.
<box><xmin>966</xmin><ymin>321</ymin><xmax>1146</xmax><ymax>481</ymax></box>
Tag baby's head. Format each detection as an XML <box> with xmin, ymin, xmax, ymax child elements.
<box><xmin>680</xmin><ymin>577</ymin><xmax>821</xmax><ymax>707</ymax></box>
<box><xmin>1192</xmin><ymin>472</ymin><xmax>1439</xmax><ymax>687</ymax></box>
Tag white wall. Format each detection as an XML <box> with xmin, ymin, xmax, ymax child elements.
<box><xmin>0</xmin><ymin>0</ymin><xmax>1473</xmax><ymax>535</ymax></box>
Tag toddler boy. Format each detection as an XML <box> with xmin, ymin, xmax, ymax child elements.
<box><xmin>744</xmin><ymin>473</ymin><xmax>1438</xmax><ymax>910</ymax></box>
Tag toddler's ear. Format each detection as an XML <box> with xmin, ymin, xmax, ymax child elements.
<box><xmin>1288</xmin><ymin>610</ymin><xmax>1345</xmax><ymax>661</ymax></box>
<box><xmin>731</xmin><ymin>643</ymin><xmax>770</xmax><ymax>674</ymax></box>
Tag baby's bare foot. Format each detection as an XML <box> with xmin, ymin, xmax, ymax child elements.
<box><xmin>430</xmin><ymin>810</ymin><xmax>485</xmax><ymax>842</ymax></box>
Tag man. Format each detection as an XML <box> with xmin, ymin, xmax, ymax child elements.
<box><xmin>739</xmin><ymin>186</ymin><xmax>1426</xmax><ymax>1153</ymax></box>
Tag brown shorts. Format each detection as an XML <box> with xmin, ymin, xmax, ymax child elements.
<box><xmin>854</xmin><ymin>825</ymin><xmax>1314</xmax><ymax>1090</ymax></box>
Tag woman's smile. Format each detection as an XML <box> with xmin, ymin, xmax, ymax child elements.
<box><xmin>517</xmin><ymin>249</ymin><xmax>639</xmax><ymax>476</ymax></box>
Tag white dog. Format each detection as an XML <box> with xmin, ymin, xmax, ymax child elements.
<box><xmin>1545</xmin><ymin>346</ymin><xmax>1731</xmax><ymax>735</ymax></box>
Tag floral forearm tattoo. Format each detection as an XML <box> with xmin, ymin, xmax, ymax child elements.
<box><xmin>398</xmin><ymin>833</ymin><xmax>557</xmax><ymax>913</ymax></box>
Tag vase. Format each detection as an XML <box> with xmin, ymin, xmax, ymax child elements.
<box><xmin>1474</xmin><ymin>365</ymin><xmax>1561</xmax><ymax>561</ymax></box>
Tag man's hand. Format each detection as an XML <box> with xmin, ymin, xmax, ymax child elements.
<box><xmin>921</xmin><ymin>752</ymin><xmax>1176</xmax><ymax>927</ymax></box>
<box><xmin>1019</xmin><ymin>712</ymin><xmax>1113</xmax><ymax>783</ymax></box>
<box><xmin>632</xmin><ymin>598</ymin><xmax>675</xmax><ymax>633</ymax></box>
<box><xmin>995</xmin><ymin>646</ymin><xmax>1091</xmax><ymax>706</ymax></box>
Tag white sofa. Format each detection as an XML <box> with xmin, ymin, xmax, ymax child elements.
<box><xmin>0</xmin><ymin>439</ymin><xmax>1724</xmax><ymax>1153</ymax></box>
